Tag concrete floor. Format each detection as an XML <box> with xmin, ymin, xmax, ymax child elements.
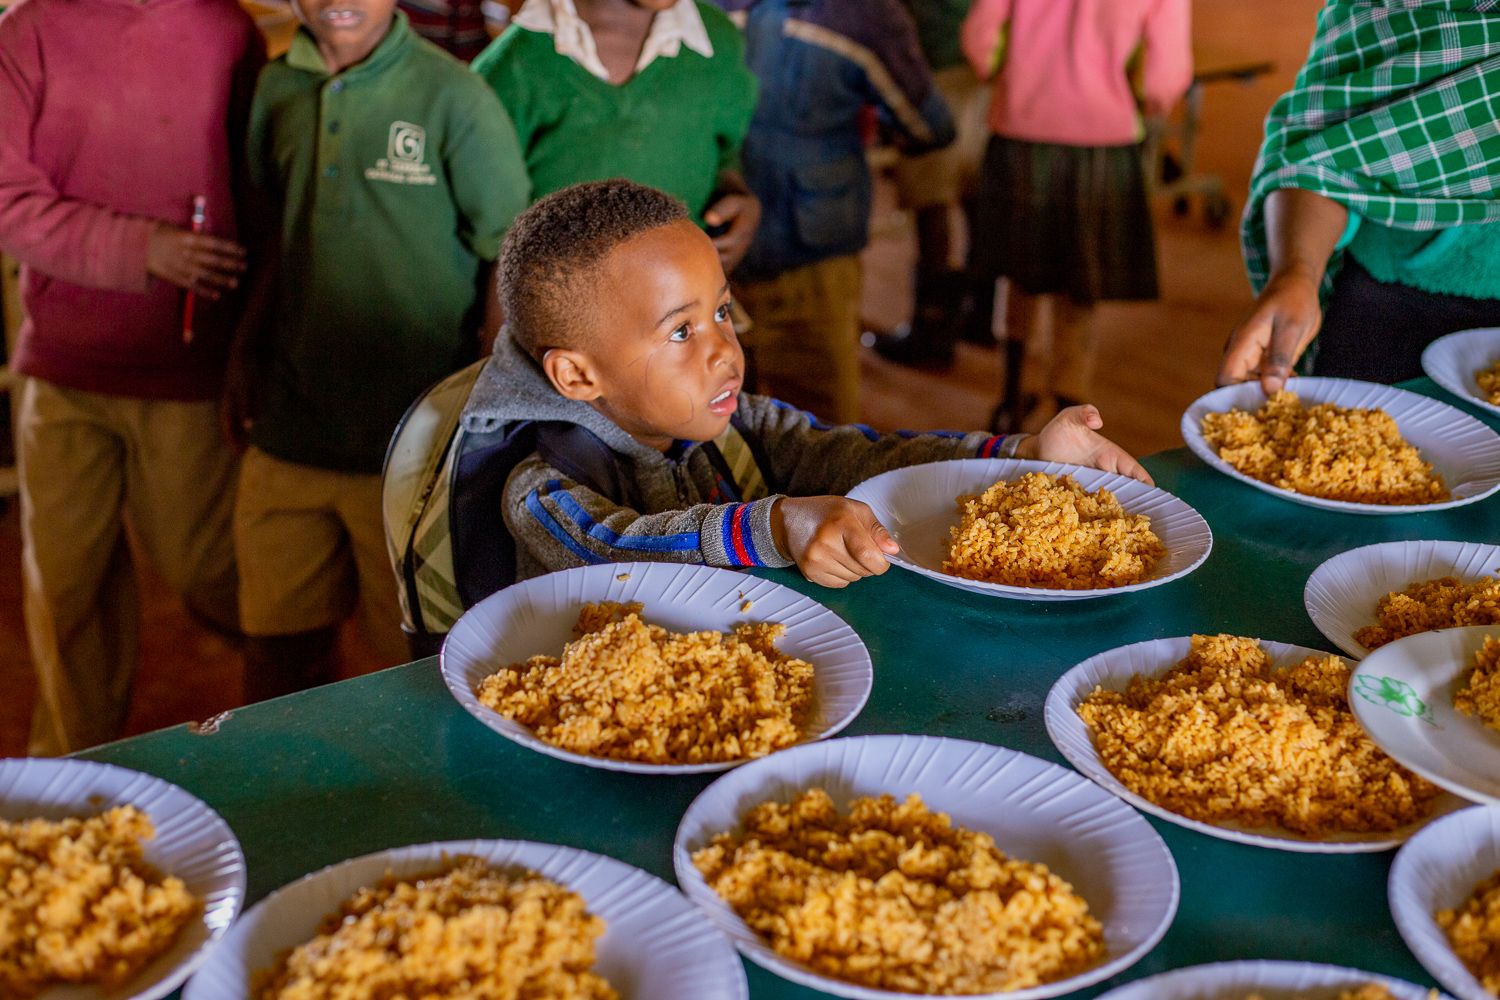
<box><xmin>0</xmin><ymin>0</ymin><xmax>1325</xmax><ymax>757</ymax></box>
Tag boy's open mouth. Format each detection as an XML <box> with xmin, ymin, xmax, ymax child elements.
<box><xmin>709</xmin><ymin>382</ymin><xmax>740</xmax><ymax>415</ymax></box>
<box><xmin>320</xmin><ymin>8</ymin><xmax>364</xmax><ymax>26</ymax></box>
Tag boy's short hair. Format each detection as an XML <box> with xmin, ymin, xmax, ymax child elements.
<box><xmin>500</xmin><ymin>180</ymin><xmax>691</xmax><ymax>361</ymax></box>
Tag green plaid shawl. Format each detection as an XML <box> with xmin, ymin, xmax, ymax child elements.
<box><xmin>1243</xmin><ymin>0</ymin><xmax>1500</xmax><ymax>295</ymax></box>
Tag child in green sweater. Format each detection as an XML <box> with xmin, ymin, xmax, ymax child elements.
<box><xmin>472</xmin><ymin>0</ymin><xmax>761</xmax><ymax>271</ymax></box>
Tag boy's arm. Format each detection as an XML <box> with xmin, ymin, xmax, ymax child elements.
<box><xmin>0</xmin><ymin>16</ymin><xmax>242</xmax><ymax>293</ymax></box>
<box><xmin>447</xmin><ymin>82</ymin><xmax>531</xmax><ymax>268</ymax></box>
<box><xmin>859</xmin><ymin>0</ymin><xmax>956</xmax><ymax>154</ymax></box>
<box><xmin>737</xmin><ymin>396</ymin><xmax>1018</xmax><ymax>497</ymax></box>
<box><xmin>505</xmin><ymin>456</ymin><xmax>795</xmax><ymax>575</ymax></box>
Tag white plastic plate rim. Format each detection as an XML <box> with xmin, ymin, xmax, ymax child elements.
<box><xmin>440</xmin><ymin>561</ymin><xmax>874</xmax><ymax>774</ymax></box>
<box><xmin>845</xmin><ymin>457</ymin><xmax>1213</xmax><ymax>602</ymax></box>
<box><xmin>1044</xmin><ymin>635</ymin><xmax>1468</xmax><ymax>852</ymax></box>
<box><xmin>1303</xmin><ymin>539</ymin><xmax>1500</xmax><ymax>659</ymax></box>
<box><xmin>672</xmin><ymin>733</ymin><xmax>1180</xmax><ymax>1000</ymax></box>
<box><xmin>1422</xmin><ymin>326</ymin><xmax>1500</xmax><ymax>417</ymax></box>
<box><xmin>1092</xmin><ymin>959</ymin><xmax>1447</xmax><ymax>999</ymax></box>
<box><xmin>1181</xmin><ymin>376</ymin><xmax>1500</xmax><ymax>515</ymax></box>
<box><xmin>1350</xmin><ymin>626</ymin><xmax>1500</xmax><ymax>808</ymax></box>
<box><xmin>183</xmin><ymin>838</ymin><xmax>748</xmax><ymax>1000</ymax></box>
<box><xmin>1389</xmin><ymin>804</ymin><xmax>1500</xmax><ymax>1000</ymax></box>
<box><xmin>0</xmin><ymin>757</ymin><xmax>246</xmax><ymax>1000</ymax></box>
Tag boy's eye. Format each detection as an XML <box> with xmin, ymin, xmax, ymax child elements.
<box><xmin>668</xmin><ymin>324</ymin><xmax>692</xmax><ymax>342</ymax></box>
<box><xmin>715</xmin><ymin>303</ymin><xmax>732</xmax><ymax>323</ymax></box>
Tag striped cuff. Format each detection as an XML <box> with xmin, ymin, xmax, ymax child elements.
<box><xmin>701</xmin><ymin>496</ymin><xmax>794</xmax><ymax>569</ymax></box>
<box><xmin>975</xmin><ymin>433</ymin><xmax>1029</xmax><ymax>459</ymax></box>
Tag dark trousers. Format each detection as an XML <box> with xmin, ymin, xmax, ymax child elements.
<box><xmin>1316</xmin><ymin>256</ymin><xmax>1500</xmax><ymax>383</ymax></box>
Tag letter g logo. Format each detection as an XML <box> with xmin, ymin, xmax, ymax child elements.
<box><xmin>388</xmin><ymin>121</ymin><xmax>426</xmax><ymax>164</ymax></box>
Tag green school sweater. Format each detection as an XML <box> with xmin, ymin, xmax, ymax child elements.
<box><xmin>471</xmin><ymin>3</ymin><xmax>757</xmax><ymax>222</ymax></box>
<box><xmin>246</xmin><ymin>13</ymin><xmax>530</xmax><ymax>473</ymax></box>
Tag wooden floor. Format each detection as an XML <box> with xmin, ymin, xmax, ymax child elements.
<box><xmin>0</xmin><ymin>0</ymin><xmax>1324</xmax><ymax>757</ymax></box>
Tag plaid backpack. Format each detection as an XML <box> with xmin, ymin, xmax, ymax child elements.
<box><xmin>382</xmin><ymin>359</ymin><xmax>773</xmax><ymax>658</ymax></box>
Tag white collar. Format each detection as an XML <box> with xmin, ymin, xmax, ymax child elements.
<box><xmin>512</xmin><ymin>0</ymin><xmax>714</xmax><ymax>82</ymax></box>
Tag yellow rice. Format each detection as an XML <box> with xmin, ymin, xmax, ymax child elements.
<box><xmin>1456</xmin><ymin>635</ymin><xmax>1500</xmax><ymax>734</ymax></box>
<box><xmin>1438</xmin><ymin>868</ymin><xmax>1500</xmax><ymax>996</ymax></box>
<box><xmin>1356</xmin><ymin>576</ymin><xmax>1500</xmax><ymax>649</ymax></box>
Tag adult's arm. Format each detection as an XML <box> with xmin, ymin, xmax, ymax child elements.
<box><xmin>1217</xmin><ymin>187</ymin><xmax>1349</xmax><ymax>393</ymax></box>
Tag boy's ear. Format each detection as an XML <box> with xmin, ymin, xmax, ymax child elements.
<box><xmin>541</xmin><ymin>348</ymin><xmax>603</xmax><ymax>402</ymax></box>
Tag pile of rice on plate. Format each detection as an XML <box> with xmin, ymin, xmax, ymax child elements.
<box><xmin>1456</xmin><ymin>636</ymin><xmax>1500</xmax><ymax>734</ymax></box>
<box><xmin>254</xmin><ymin>856</ymin><xmax>617</xmax><ymax>999</ymax></box>
<box><xmin>1437</xmin><ymin>866</ymin><xmax>1500</xmax><ymax>996</ymax></box>
<box><xmin>1356</xmin><ymin>576</ymin><xmax>1500</xmax><ymax>649</ymax></box>
<box><xmin>1075</xmin><ymin>634</ymin><xmax>1442</xmax><ymax>837</ymax></box>
<box><xmin>943</xmin><ymin>471</ymin><xmax>1164</xmax><ymax>589</ymax></box>
<box><xmin>0</xmin><ymin>806</ymin><xmax>200</xmax><ymax>998</ymax></box>
<box><xmin>691</xmin><ymin>787</ymin><xmax>1103</xmax><ymax>995</ymax></box>
<box><xmin>1199</xmin><ymin>391</ymin><xmax>1448</xmax><ymax>505</ymax></box>
<box><xmin>476</xmin><ymin>602</ymin><xmax>813</xmax><ymax>765</ymax></box>
<box><xmin>1477</xmin><ymin>360</ymin><xmax>1500</xmax><ymax>406</ymax></box>
<box><xmin>1243</xmin><ymin>989</ymin><xmax>1419</xmax><ymax>1000</ymax></box>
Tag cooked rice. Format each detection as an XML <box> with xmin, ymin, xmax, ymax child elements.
<box><xmin>0</xmin><ymin>806</ymin><xmax>200</xmax><ymax>998</ymax></box>
<box><xmin>1076</xmin><ymin>634</ymin><xmax>1442</xmax><ymax>837</ymax></box>
<box><xmin>1477</xmin><ymin>360</ymin><xmax>1500</xmax><ymax>405</ymax></box>
<box><xmin>1355</xmin><ymin>576</ymin><xmax>1500</xmax><ymax>649</ymax></box>
<box><xmin>942</xmin><ymin>471</ymin><xmax>1164</xmax><ymax>589</ymax></box>
<box><xmin>1437</xmin><ymin>867</ymin><xmax>1500</xmax><ymax>996</ymax></box>
<box><xmin>1243</xmin><ymin>989</ymin><xmax>1426</xmax><ymax>1000</ymax></box>
<box><xmin>476</xmin><ymin>602</ymin><xmax>813</xmax><ymax>764</ymax></box>
<box><xmin>1456</xmin><ymin>635</ymin><xmax>1500</xmax><ymax>734</ymax></box>
<box><xmin>691</xmin><ymin>788</ymin><xmax>1103</xmax><ymax>995</ymax></box>
<box><xmin>1199</xmin><ymin>391</ymin><xmax>1448</xmax><ymax>505</ymax></box>
<box><xmin>256</xmin><ymin>857</ymin><xmax>616</xmax><ymax>1000</ymax></box>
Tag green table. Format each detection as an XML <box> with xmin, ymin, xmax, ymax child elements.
<box><xmin>84</xmin><ymin>380</ymin><xmax>1500</xmax><ymax>998</ymax></box>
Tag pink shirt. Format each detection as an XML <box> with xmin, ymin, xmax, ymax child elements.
<box><xmin>962</xmin><ymin>0</ymin><xmax>1192</xmax><ymax>148</ymax></box>
<box><xmin>0</xmin><ymin>0</ymin><xmax>263</xmax><ymax>400</ymax></box>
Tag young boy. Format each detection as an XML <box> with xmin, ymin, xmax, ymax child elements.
<box><xmin>0</xmin><ymin>0</ymin><xmax>262</xmax><ymax>754</ymax></box>
<box><xmin>471</xmin><ymin>0</ymin><xmax>761</xmax><ymax>271</ymax></box>
<box><xmin>465</xmin><ymin>180</ymin><xmax>1149</xmax><ymax>588</ymax></box>
<box><xmin>232</xmin><ymin>0</ymin><xmax>529</xmax><ymax>697</ymax></box>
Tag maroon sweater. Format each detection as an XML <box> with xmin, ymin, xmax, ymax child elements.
<box><xmin>0</xmin><ymin>0</ymin><xmax>263</xmax><ymax>400</ymax></box>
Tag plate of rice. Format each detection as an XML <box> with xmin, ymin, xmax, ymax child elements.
<box><xmin>1390</xmin><ymin>805</ymin><xmax>1500</xmax><ymax>1000</ymax></box>
<box><xmin>844</xmin><ymin>458</ymin><xmax>1212</xmax><ymax>602</ymax></box>
<box><xmin>1304</xmin><ymin>541</ymin><xmax>1500</xmax><ymax>658</ymax></box>
<box><xmin>1045</xmin><ymin>635</ymin><xmax>1465</xmax><ymax>852</ymax></box>
<box><xmin>1350</xmin><ymin>626</ymin><xmax>1500</xmax><ymax>808</ymax></box>
<box><xmin>184</xmin><ymin>838</ymin><xmax>747</xmax><ymax>1000</ymax></box>
<box><xmin>1093</xmin><ymin>959</ymin><xmax>1443</xmax><ymax>999</ymax></box>
<box><xmin>0</xmin><ymin>757</ymin><xmax>245</xmax><ymax>1000</ymax></box>
<box><xmin>440</xmin><ymin>561</ymin><xmax>872</xmax><ymax>774</ymax></box>
<box><xmin>1182</xmin><ymin>377</ymin><xmax>1500</xmax><ymax>514</ymax></box>
<box><xmin>1422</xmin><ymin>327</ymin><xmax>1500</xmax><ymax>418</ymax></box>
<box><xmin>673</xmin><ymin>733</ymin><xmax>1179</xmax><ymax>1000</ymax></box>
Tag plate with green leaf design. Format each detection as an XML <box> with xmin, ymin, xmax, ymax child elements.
<box><xmin>1351</xmin><ymin>625</ymin><xmax>1500</xmax><ymax>807</ymax></box>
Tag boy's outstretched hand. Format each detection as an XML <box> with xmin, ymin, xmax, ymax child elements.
<box><xmin>771</xmin><ymin>496</ymin><xmax>900</xmax><ymax>588</ymax></box>
<box><xmin>1015</xmin><ymin>404</ymin><xmax>1154</xmax><ymax>485</ymax></box>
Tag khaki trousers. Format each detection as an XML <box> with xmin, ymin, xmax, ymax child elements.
<box><xmin>18</xmin><ymin>378</ymin><xmax>239</xmax><ymax>755</ymax></box>
<box><xmin>736</xmin><ymin>254</ymin><xmax>863</xmax><ymax>424</ymax></box>
<box><xmin>233</xmin><ymin>447</ymin><xmax>406</xmax><ymax>666</ymax></box>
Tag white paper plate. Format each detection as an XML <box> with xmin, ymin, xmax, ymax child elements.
<box><xmin>1351</xmin><ymin>626</ymin><xmax>1500</xmax><ymax>808</ymax></box>
<box><xmin>1182</xmin><ymin>377</ymin><xmax>1500</xmax><ymax>514</ymax></box>
<box><xmin>1390</xmin><ymin>805</ymin><xmax>1500</xmax><ymax>1000</ymax></box>
<box><xmin>1045</xmin><ymin>637</ymin><xmax>1468</xmax><ymax>852</ymax></box>
<box><xmin>1423</xmin><ymin>327</ymin><xmax>1500</xmax><ymax>417</ymax></box>
<box><xmin>673</xmin><ymin>734</ymin><xmax>1179</xmax><ymax>1000</ymax></box>
<box><xmin>184</xmin><ymin>838</ymin><xmax>746</xmax><ymax>1000</ymax></box>
<box><xmin>1304</xmin><ymin>540</ymin><xmax>1500</xmax><ymax>659</ymax></box>
<box><xmin>0</xmin><ymin>757</ymin><xmax>246</xmax><ymax>1000</ymax></box>
<box><xmin>844</xmin><ymin>458</ymin><xmax>1212</xmax><ymax>601</ymax></box>
<box><xmin>1095</xmin><ymin>959</ymin><xmax>1445</xmax><ymax>999</ymax></box>
<box><xmin>441</xmin><ymin>562</ymin><xmax>872</xmax><ymax>774</ymax></box>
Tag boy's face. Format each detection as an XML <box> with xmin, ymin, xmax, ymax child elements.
<box><xmin>548</xmin><ymin>221</ymin><xmax>745</xmax><ymax>452</ymax></box>
<box><xmin>294</xmin><ymin>0</ymin><xmax>397</xmax><ymax>51</ymax></box>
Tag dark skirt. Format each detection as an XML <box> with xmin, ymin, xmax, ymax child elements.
<box><xmin>970</xmin><ymin>135</ymin><xmax>1159</xmax><ymax>305</ymax></box>
<box><xmin>1315</xmin><ymin>256</ymin><xmax>1500</xmax><ymax>383</ymax></box>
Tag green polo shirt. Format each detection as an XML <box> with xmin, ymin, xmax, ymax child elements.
<box><xmin>471</xmin><ymin>2</ymin><xmax>756</xmax><ymax>223</ymax></box>
<box><xmin>246</xmin><ymin>12</ymin><xmax>529</xmax><ymax>473</ymax></box>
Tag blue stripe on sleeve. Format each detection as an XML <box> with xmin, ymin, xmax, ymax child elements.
<box><xmin>550</xmin><ymin>486</ymin><xmax>700</xmax><ymax>552</ymax></box>
<box><xmin>525</xmin><ymin>488</ymin><xmax>604</xmax><ymax>565</ymax></box>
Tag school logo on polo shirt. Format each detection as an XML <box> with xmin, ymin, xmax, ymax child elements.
<box><xmin>364</xmin><ymin>122</ymin><xmax>436</xmax><ymax>186</ymax></box>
